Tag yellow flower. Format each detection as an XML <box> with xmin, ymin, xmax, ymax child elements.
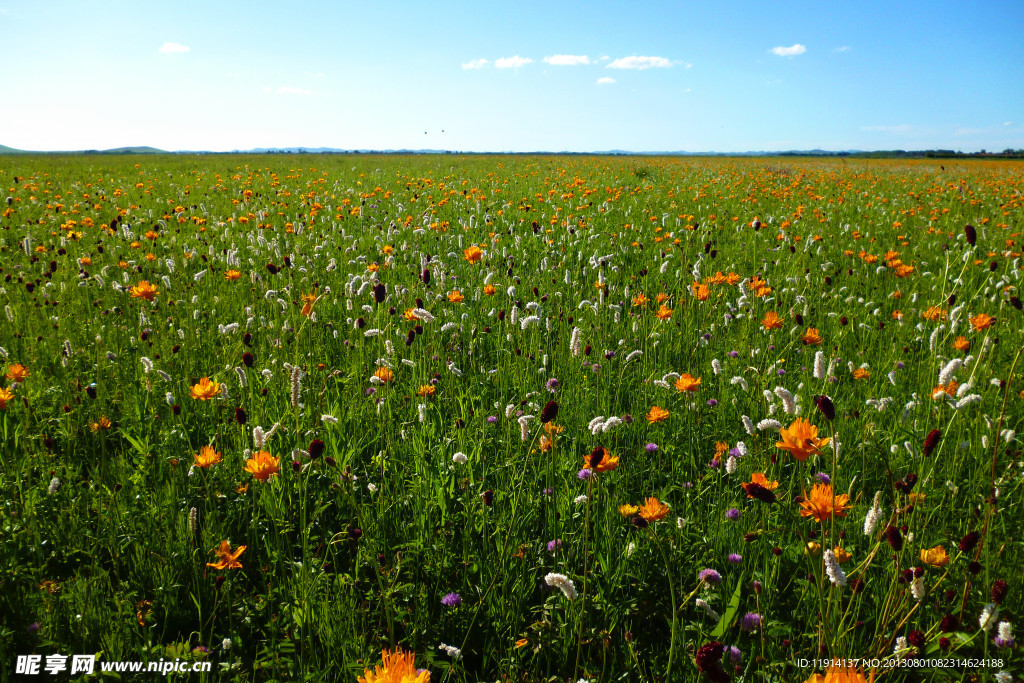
<box><xmin>206</xmin><ymin>540</ymin><xmax>245</xmax><ymax>570</ymax></box>
<box><xmin>674</xmin><ymin>373</ymin><xmax>701</xmax><ymax>393</ymax></box>
<box><xmin>5</xmin><ymin>363</ymin><xmax>30</xmax><ymax>382</ymax></box>
<box><xmin>776</xmin><ymin>418</ymin><xmax>830</xmax><ymax>462</ymax></box>
<box><xmin>89</xmin><ymin>416</ymin><xmax>112</xmax><ymax>432</ymax></box>
<box><xmin>244</xmin><ymin>450</ymin><xmax>281</xmax><ymax>482</ymax></box>
<box><xmin>805</xmin><ymin>542</ymin><xmax>822</xmax><ymax>555</ymax></box>
<box><xmin>832</xmin><ymin>546</ymin><xmax>853</xmax><ymax>564</ymax></box>
<box><xmin>194</xmin><ymin>445</ymin><xmax>223</xmax><ymax>469</ymax></box>
<box><xmin>646</xmin><ymin>406</ymin><xmax>669</xmax><ymax>423</ymax></box>
<box><xmin>0</xmin><ymin>387</ymin><xmax>13</xmax><ymax>410</ymax></box>
<box><xmin>920</xmin><ymin>545</ymin><xmax>949</xmax><ymax>567</ymax></box>
<box><xmin>416</xmin><ymin>385</ymin><xmax>435</xmax><ymax>397</ymax></box>
<box><xmin>638</xmin><ymin>497</ymin><xmax>669</xmax><ymax>522</ymax></box>
<box><xmin>358</xmin><ymin>649</ymin><xmax>429</xmax><ymax>683</ymax></box>
<box><xmin>190</xmin><ymin>377</ymin><xmax>221</xmax><ymax>400</ymax></box>
<box><xmin>618</xmin><ymin>504</ymin><xmax>639</xmax><ymax>517</ymax></box>
<box><xmin>404</xmin><ymin>308</ymin><xmax>421</xmax><ymax>321</ymax></box>
<box><xmin>129</xmin><ymin>280</ymin><xmax>160</xmax><ymax>301</ymax></box>
<box><xmin>463</xmin><ymin>245</ymin><xmax>483</xmax><ymax>264</ymax></box>
<box><xmin>799</xmin><ymin>484</ymin><xmax>851</xmax><ymax>522</ymax></box>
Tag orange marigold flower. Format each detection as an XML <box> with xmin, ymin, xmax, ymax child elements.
<box><xmin>194</xmin><ymin>445</ymin><xmax>223</xmax><ymax>468</ymax></box>
<box><xmin>655</xmin><ymin>292</ymin><xmax>670</xmax><ymax>304</ymax></box>
<box><xmin>761</xmin><ymin>311</ymin><xmax>784</xmax><ymax>330</ymax></box>
<box><xmin>744</xmin><ymin>472</ymin><xmax>780</xmax><ymax>494</ymax></box>
<box><xmin>404</xmin><ymin>308</ymin><xmax>421</xmax><ymax>321</ymax></box>
<box><xmin>638</xmin><ymin>496</ymin><xmax>670</xmax><ymax>522</ymax></box>
<box><xmin>206</xmin><ymin>540</ymin><xmax>246</xmax><ymax>570</ymax></box>
<box><xmin>190</xmin><ymin>377</ymin><xmax>221</xmax><ymax>400</ymax></box>
<box><xmin>852</xmin><ymin>368</ymin><xmax>870</xmax><ymax>380</ymax></box>
<box><xmin>776</xmin><ymin>418</ymin><xmax>830</xmax><ymax>462</ymax></box>
<box><xmin>89</xmin><ymin>416</ymin><xmax>112</xmax><ymax>432</ymax></box>
<box><xmin>953</xmin><ymin>336</ymin><xmax>970</xmax><ymax>352</ymax></box>
<box><xmin>655</xmin><ymin>304</ymin><xmax>673</xmax><ymax>319</ymax></box>
<box><xmin>129</xmin><ymin>280</ymin><xmax>160</xmax><ymax>301</ymax></box>
<box><xmin>799</xmin><ymin>484</ymin><xmax>851</xmax><ymax>522</ymax></box>
<box><xmin>416</xmin><ymin>385</ymin><xmax>435</xmax><ymax>397</ymax></box>
<box><xmin>832</xmin><ymin>546</ymin><xmax>853</xmax><ymax>564</ymax></box>
<box><xmin>224</xmin><ymin>269</ymin><xmax>242</xmax><ymax>280</ymax></box>
<box><xmin>244</xmin><ymin>450</ymin><xmax>280</xmax><ymax>482</ymax></box>
<box><xmin>969</xmin><ymin>313</ymin><xmax>995</xmax><ymax>331</ymax></box>
<box><xmin>483</xmin><ymin>284</ymin><xmax>497</xmax><ymax>296</ymax></box>
<box><xmin>801</xmin><ymin>328</ymin><xmax>823</xmax><ymax>346</ymax></box>
<box><xmin>921</xmin><ymin>305</ymin><xmax>947</xmax><ymax>322</ymax></box>
<box><xmin>932</xmin><ymin>380</ymin><xmax>958</xmax><ymax>400</ymax></box>
<box><xmin>0</xmin><ymin>387</ymin><xmax>13</xmax><ymax>410</ymax></box>
<box><xmin>632</xmin><ymin>292</ymin><xmax>648</xmax><ymax>307</ymax></box>
<box><xmin>448</xmin><ymin>290</ymin><xmax>465</xmax><ymax>303</ymax></box>
<box><xmin>584</xmin><ymin>446</ymin><xmax>620</xmax><ymax>473</ymax></box>
<box><xmin>374</xmin><ymin>367</ymin><xmax>395</xmax><ymax>383</ymax></box>
<box><xmin>5</xmin><ymin>363</ymin><xmax>30</xmax><ymax>382</ymax></box>
<box><xmin>674</xmin><ymin>373</ymin><xmax>701</xmax><ymax>393</ymax></box>
<box><xmin>463</xmin><ymin>245</ymin><xmax>484</xmax><ymax>263</ymax></box>
<box><xmin>358</xmin><ymin>649</ymin><xmax>429</xmax><ymax>683</ymax></box>
<box><xmin>691</xmin><ymin>282</ymin><xmax>710</xmax><ymax>301</ymax></box>
<box><xmin>646</xmin><ymin>406</ymin><xmax>669</xmax><ymax>423</ymax></box>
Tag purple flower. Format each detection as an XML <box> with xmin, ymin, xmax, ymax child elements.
<box><xmin>577</xmin><ymin>468</ymin><xmax>592</xmax><ymax>480</ymax></box>
<box><xmin>777</xmin><ymin>369</ymin><xmax>785</xmax><ymax>376</ymax></box>
<box><xmin>741</xmin><ymin>612</ymin><xmax>762</xmax><ymax>631</ymax></box>
<box><xmin>366</xmin><ymin>387</ymin><xmax>377</xmax><ymax>396</ymax></box>
<box><xmin>728</xmin><ymin>645</ymin><xmax>742</xmax><ymax>663</ymax></box>
<box><xmin>709</xmin><ymin>458</ymin><xmax>721</xmax><ymax>469</ymax></box>
<box><xmin>706</xmin><ymin>398</ymin><xmax>718</xmax><ymax>407</ymax></box>
<box><xmin>621</xmin><ymin>413</ymin><xmax>633</xmax><ymax>424</ymax></box>
<box><xmin>897</xmin><ymin>361</ymin><xmax>906</xmax><ymax>369</ymax></box>
<box><xmin>546</xmin><ymin>378</ymin><xmax>560</xmax><ymax>393</ymax></box>
<box><xmin>726</xmin><ymin>508</ymin><xmax>741</xmax><ymax>521</ymax></box>
<box><xmin>27</xmin><ymin>622</ymin><xmax>40</xmax><ymax>634</ymax></box>
<box><xmin>441</xmin><ymin>592</ymin><xmax>462</xmax><ymax>607</ymax></box>
<box><xmin>816</xmin><ymin>472</ymin><xmax>831</xmax><ymax>484</ymax></box>
<box><xmin>752</xmin><ymin>580</ymin><xmax>763</xmax><ymax>594</ymax></box>
<box><xmin>192</xmin><ymin>646</ymin><xmax>211</xmax><ymax>655</ymax></box>
<box><xmin>487</xmin><ymin>415</ymin><xmax>498</xmax><ymax>424</ymax></box>
<box><xmin>645</xmin><ymin>443</ymin><xmax>659</xmax><ymax>452</ymax></box>
<box><xmin>547</xmin><ymin>539</ymin><xmax>561</xmax><ymax>553</ymax></box>
<box><xmin>703</xmin><ymin>333</ymin><xmax>712</xmax><ymax>341</ymax></box>
<box><xmin>729</xmin><ymin>350</ymin><xmax>739</xmax><ymax>358</ymax></box>
<box><xmin>729</xmin><ymin>447</ymin><xmax>742</xmax><ymax>458</ymax></box>
<box><xmin>728</xmin><ymin>553</ymin><xmax>743</xmax><ymax>564</ymax></box>
<box><xmin>698</xmin><ymin>569</ymin><xmax>722</xmax><ymax>586</ymax></box>
<box><xmin>542</xmin><ymin>487</ymin><xmax>553</xmax><ymax>496</ymax></box>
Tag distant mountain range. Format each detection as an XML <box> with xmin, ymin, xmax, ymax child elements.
<box><xmin>2</xmin><ymin>144</ymin><xmax>1019</xmax><ymax>158</ymax></box>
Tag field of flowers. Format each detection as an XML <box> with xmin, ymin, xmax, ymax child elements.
<box><xmin>0</xmin><ymin>154</ymin><xmax>1022</xmax><ymax>682</ymax></box>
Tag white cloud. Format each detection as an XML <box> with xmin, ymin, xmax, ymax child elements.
<box><xmin>606</xmin><ymin>56</ymin><xmax>672</xmax><ymax>70</ymax></box>
<box><xmin>495</xmin><ymin>55</ymin><xmax>532</xmax><ymax>69</ymax></box>
<box><xmin>462</xmin><ymin>58</ymin><xmax>489</xmax><ymax>70</ymax></box>
<box><xmin>771</xmin><ymin>44</ymin><xmax>806</xmax><ymax>57</ymax></box>
<box><xmin>277</xmin><ymin>86</ymin><xmax>311</xmax><ymax>95</ymax></box>
<box><xmin>158</xmin><ymin>42</ymin><xmax>190</xmax><ymax>54</ymax></box>
<box><xmin>1005</xmin><ymin>121</ymin><xmax>1015</xmax><ymax>127</ymax></box>
<box><xmin>832</xmin><ymin>46</ymin><xmax>850</xmax><ymax>52</ymax></box>
<box><xmin>861</xmin><ymin>124</ymin><xmax>911</xmax><ymax>133</ymax></box>
<box><xmin>543</xmin><ymin>54</ymin><xmax>590</xmax><ymax>66</ymax></box>
<box><xmin>596</xmin><ymin>77</ymin><xmax>616</xmax><ymax>85</ymax></box>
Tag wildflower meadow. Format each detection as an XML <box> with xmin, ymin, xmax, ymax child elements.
<box><xmin>0</xmin><ymin>154</ymin><xmax>1022</xmax><ymax>682</ymax></box>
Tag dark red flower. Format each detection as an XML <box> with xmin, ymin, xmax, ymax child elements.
<box><xmin>885</xmin><ymin>526</ymin><xmax>903</xmax><ymax>551</ymax></box>
<box><xmin>695</xmin><ymin>641</ymin><xmax>729</xmax><ymax>682</ymax></box>
<box><xmin>908</xmin><ymin>630</ymin><xmax>925</xmax><ymax>648</ymax></box>
<box><xmin>992</xmin><ymin>579</ymin><xmax>1009</xmax><ymax>604</ymax></box>
<box><xmin>940</xmin><ymin>614</ymin><xmax>959</xmax><ymax>632</ymax></box>
<box><xmin>959</xmin><ymin>531</ymin><xmax>981</xmax><ymax>553</ymax></box>
<box><xmin>373</xmin><ymin>283</ymin><xmax>386</xmax><ymax>303</ymax></box>
<box><xmin>922</xmin><ymin>429</ymin><xmax>941</xmax><ymax>457</ymax></box>
<box><xmin>234</xmin><ymin>407</ymin><xmax>248</xmax><ymax>425</ymax></box>
<box><xmin>814</xmin><ymin>395</ymin><xmax>835</xmax><ymax>421</ymax></box>
<box><xmin>308</xmin><ymin>439</ymin><xmax>325</xmax><ymax>459</ymax></box>
<box><xmin>540</xmin><ymin>400</ymin><xmax>559</xmax><ymax>424</ymax></box>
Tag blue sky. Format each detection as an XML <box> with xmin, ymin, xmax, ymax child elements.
<box><xmin>2</xmin><ymin>0</ymin><xmax>1022</xmax><ymax>153</ymax></box>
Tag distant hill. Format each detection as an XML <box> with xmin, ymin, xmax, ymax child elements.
<box><xmin>0</xmin><ymin>145</ymin><xmax>167</xmax><ymax>155</ymax></box>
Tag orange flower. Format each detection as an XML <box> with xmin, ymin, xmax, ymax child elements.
<box><xmin>206</xmin><ymin>540</ymin><xmax>246</xmax><ymax>570</ymax></box>
<box><xmin>655</xmin><ymin>292</ymin><xmax>670</xmax><ymax>304</ymax></box>
<box><xmin>374</xmin><ymin>367</ymin><xmax>395</xmax><ymax>383</ymax></box>
<box><xmin>852</xmin><ymin>368</ymin><xmax>870</xmax><ymax>380</ymax></box>
<box><xmin>0</xmin><ymin>387</ymin><xmax>13</xmax><ymax>410</ymax></box>
<box><xmin>805</xmin><ymin>663</ymin><xmax>872</xmax><ymax>682</ymax></box>
<box><xmin>646</xmin><ymin>406</ymin><xmax>669</xmax><ymax>423</ymax></box>
<box><xmin>632</xmin><ymin>292</ymin><xmax>648</xmax><ymax>307</ymax></box>
<box><xmin>89</xmin><ymin>416</ymin><xmax>112</xmax><ymax>432</ymax></box>
<box><xmin>953</xmin><ymin>336</ymin><xmax>970</xmax><ymax>352</ymax></box>
<box><xmin>969</xmin><ymin>313</ymin><xmax>995</xmax><ymax>331</ymax></box>
<box><xmin>448</xmin><ymin>290</ymin><xmax>464</xmax><ymax>304</ymax></box>
<box><xmin>583</xmin><ymin>446</ymin><xmax>619</xmax><ymax>473</ymax></box>
<box><xmin>463</xmin><ymin>245</ymin><xmax>484</xmax><ymax>264</ymax></box>
<box><xmin>799</xmin><ymin>484</ymin><xmax>851</xmax><ymax>522</ymax></box>
<box><xmin>920</xmin><ymin>545</ymin><xmax>949</xmax><ymax>567</ymax></box>
<box><xmin>358</xmin><ymin>649</ymin><xmax>429</xmax><ymax>683</ymax></box>
<box><xmin>776</xmin><ymin>418</ymin><xmax>830</xmax><ymax>462</ymax></box>
<box><xmin>404</xmin><ymin>308</ymin><xmax>421</xmax><ymax>322</ymax></box>
<box><xmin>224</xmin><ymin>269</ymin><xmax>242</xmax><ymax>280</ymax></box>
<box><xmin>129</xmin><ymin>280</ymin><xmax>160</xmax><ymax>301</ymax></box>
<box><xmin>691</xmin><ymin>282</ymin><xmax>710</xmax><ymax>301</ymax></box>
<box><xmin>5</xmin><ymin>363</ymin><xmax>30</xmax><ymax>382</ymax></box>
<box><xmin>742</xmin><ymin>472</ymin><xmax>780</xmax><ymax>496</ymax></box>
<box><xmin>637</xmin><ymin>497</ymin><xmax>669</xmax><ymax>522</ymax></box>
<box><xmin>801</xmin><ymin>328</ymin><xmax>822</xmax><ymax>346</ymax></box>
<box><xmin>190</xmin><ymin>377</ymin><xmax>221</xmax><ymax>400</ymax></box>
<box><xmin>674</xmin><ymin>373</ymin><xmax>701</xmax><ymax>393</ymax></box>
<box><xmin>655</xmin><ymin>304</ymin><xmax>673</xmax><ymax>319</ymax></box>
<box><xmin>194</xmin><ymin>445</ymin><xmax>223</xmax><ymax>468</ymax></box>
<box><xmin>761</xmin><ymin>311</ymin><xmax>784</xmax><ymax>330</ymax></box>
<box><xmin>932</xmin><ymin>380</ymin><xmax>958</xmax><ymax>400</ymax></box>
<box><xmin>416</xmin><ymin>385</ymin><xmax>435</xmax><ymax>397</ymax></box>
<box><xmin>921</xmin><ymin>305</ymin><xmax>947</xmax><ymax>322</ymax></box>
<box><xmin>244</xmin><ymin>450</ymin><xmax>281</xmax><ymax>482</ymax></box>
<box><xmin>483</xmin><ymin>284</ymin><xmax>497</xmax><ymax>296</ymax></box>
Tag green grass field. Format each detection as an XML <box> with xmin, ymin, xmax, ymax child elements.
<box><xmin>0</xmin><ymin>154</ymin><xmax>1021</xmax><ymax>682</ymax></box>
